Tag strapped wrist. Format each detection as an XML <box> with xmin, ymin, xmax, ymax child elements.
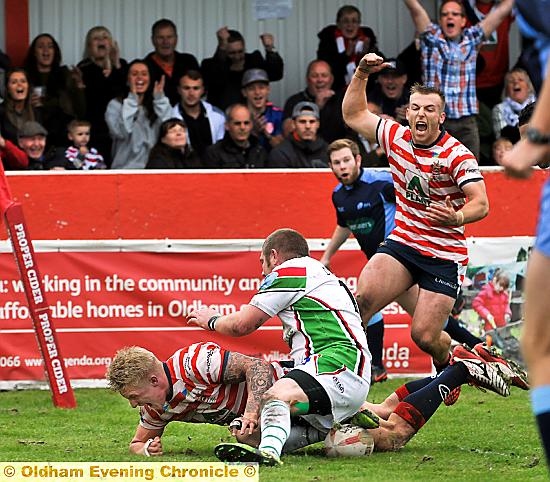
<box><xmin>456</xmin><ymin>210</ymin><xmax>464</xmax><ymax>226</ymax></box>
<box><xmin>354</xmin><ymin>67</ymin><xmax>369</xmax><ymax>80</ymax></box>
<box><xmin>208</xmin><ymin>315</ymin><xmax>220</xmax><ymax>331</ymax></box>
<box><xmin>143</xmin><ymin>438</ymin><xmax>154</xmax><ymax>457</ymax></box>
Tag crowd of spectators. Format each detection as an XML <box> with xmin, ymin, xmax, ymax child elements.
<box><xmin>0</xmin><ymin>2</ymin><xmax>539</xmax><ymax>171</ymax></box>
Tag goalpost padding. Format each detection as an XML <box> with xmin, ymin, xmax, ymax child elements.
<box><xmin>0</xmin><ymin>166</ymin><xmax>75</xmax><ymax>408</ymax></box>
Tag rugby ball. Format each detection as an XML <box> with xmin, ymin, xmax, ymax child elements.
<box><xmin>324</xmin><ymin>424</ymin><xmax>374</xmax><ymax>457</ymax></box>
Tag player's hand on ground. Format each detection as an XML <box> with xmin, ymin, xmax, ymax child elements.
<box><xmin>229</xmin><ymin>416</ymin><xmax>257</xmax><ymax>436</ymax></box>
<box><xmin>186</xmin><ymin>306</ymin><xmax>220</xmax><ymax>330</ymax></box>
<box><xmin>425</xmin><ymin>196</ymin><xmax>459</xmax><ymax>226</ymax></box>
<box><xmin>143</xmin><ymin>436</ymin><xmax>163</xmax><ymax>456</ymax></box>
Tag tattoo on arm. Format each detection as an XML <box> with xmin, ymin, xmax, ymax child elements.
<box><xmin>223</xmin><ymin>352</ymin><xmax>273</xmax><ymax>415</ymax></box>
<box><xmin>223</xmin><ymin>352</ymin><xmax>248</xmax><ymax>384</ymax></box>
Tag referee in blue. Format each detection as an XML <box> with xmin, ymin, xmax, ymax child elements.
<box><xmin>320</xmin><ymin>138</ymin><xmax>395</xmax><ymax>383</ymax></box>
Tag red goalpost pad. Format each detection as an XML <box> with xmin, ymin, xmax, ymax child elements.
<box><xmin>0</xmin><ymin>168</ymin><xmax>76</xmax><ymax>408</ymax></box>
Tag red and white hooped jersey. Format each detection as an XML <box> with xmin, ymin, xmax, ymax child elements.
<box><xmin>139</xmin><ymin>342</ymin><xmax>288</xmax><ymax>430</ymax></box>
<box><xmin>376</xmin><ymin>118</ymin><xmax>484</xmax><ymax>266</ymax></box>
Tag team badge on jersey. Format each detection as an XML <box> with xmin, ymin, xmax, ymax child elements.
<box><xmin>430</xmin><ymin>160</ymin><xmax>444</xmax><ymax>182</ymax></box>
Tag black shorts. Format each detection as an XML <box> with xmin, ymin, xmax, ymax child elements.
<box><xmin>283</xmin><ymin>369</ymin><xmax>331</xmax><ymax>416</ymax></box>
<box><xmin>378</xmin><ymin>239</ymin><xmax>461</xmax><ymax>299</ymax></box>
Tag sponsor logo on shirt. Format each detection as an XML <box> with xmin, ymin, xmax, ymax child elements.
<box><xmin>406</xmin><ymin>175</ymin><xmax>430</xmax><ymax>206</ymax></box>
<box><xmin>347</xmin><ymin>217</ymin><xmax>375</xmax><ymax>235</ymax></box>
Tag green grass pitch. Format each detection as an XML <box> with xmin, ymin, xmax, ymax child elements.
<box><xmin>0</xmin><ymin>379</ymin><xmax>546</xmax><ymax>481</ymax></box>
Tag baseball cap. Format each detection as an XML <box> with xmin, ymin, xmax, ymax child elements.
<box><xmin>292</xmin><ymin>101</ymin><xmax>320</xmax><ymax>120</ymax></box>
<box><xmin>18</xmin><ymin>121</ymin><xmax>48</xmax><ymax>138</ymax></box>
<box><xmin>380</xmin><ymin>58</ymin><xmax>407</xmax><ymax>76</ymax></box>
<box><xmin>241</xmin><ymin>68</ymin><xmax>269</xmax><ymax>88</ymax></box>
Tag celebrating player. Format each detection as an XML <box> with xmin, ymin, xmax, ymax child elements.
<box><xmin>342</xmin><ymin>53</ymin><xmax>489</xmax><ymax>373</ymax></box>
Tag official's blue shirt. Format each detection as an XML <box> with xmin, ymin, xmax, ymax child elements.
<box><xmin>333</xmin><ymin>169</ymin><xmax>396</xmax><ymax>259</ymax></box>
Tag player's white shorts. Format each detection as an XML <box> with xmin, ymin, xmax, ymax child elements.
<box><xmin>290</xmin><ymin>354</ymin><xmax>370</xmax><ymax>432</ymax></box>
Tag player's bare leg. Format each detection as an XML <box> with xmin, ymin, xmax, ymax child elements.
<box><xmin>522</xmin><ymin>251</ymin><xmax>550</xmax><ymax>385</ymax></box>
<box><xmin>356</xmin><ymin>253</ymin><xmax>414</xmax><ymax>324</ymax></box>
<box><xmin>410</xmin><ymin>289</ymin><xmax>454</xmax><ymax>366</ymax></box>
<box><xmin>369</xmin><ymin>414</ymin><xmax>415</xmax><ymax>451</ymax></box>
<box><xmin>360</xmin><ymin>393</ymin><xmax>400</xmax><ymax>420</ymax></box>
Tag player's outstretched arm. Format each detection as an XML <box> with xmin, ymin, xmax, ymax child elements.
<box><xmin>319</xmin><ymin>226</ymin><xmax>352</xmax><ymax>269</ymax></box>
<box><xmin>342</xmin><ymin>53</ymin><xmax>388</xmax><ymax>140</ymax></box>
<box><xmin>129</xmin><ymin>426</ymin><xmax>164</xmax><ymax>456</ymax></box>
<box><xmin>223</xmin><ymin>352</ymin><xmax>274</xmax><ymax>435</ymax></box>
<box><xmin>187</xmin><ymin>304</ymin><xmax>271</xmax><ymax>336</ymax></box>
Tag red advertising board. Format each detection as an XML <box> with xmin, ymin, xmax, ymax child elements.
<box><xmin>0</xmin><ymin>249</ymin><xmax>431</xmax><ymax>382</ymax></box>
<box><xmin>0</xmin><ymin>170</ymin><xmax>546</xmax><ymax>384</ymax></box>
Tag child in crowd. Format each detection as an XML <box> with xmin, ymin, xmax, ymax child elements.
<box><xmin>51</xmin><ymin>120</ymin><xmax>106</xmax><ymax>170</ymax></box>
<box><xmin>491</xmin><ymin>137</ymin><xmax>513</xmax><ymax>165</ymax></box>
<box><xmin>472</xmin><ymin>269</ymin><xmax>513</xmax><ymax>333</ymax></box>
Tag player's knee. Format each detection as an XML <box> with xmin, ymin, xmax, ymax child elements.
<box><xmin>260</xmin><ymin>388</ymin><xmax>279</xmax><ymax>406</ymax></box>
<box><xmin>260</xmin><ymin>386</ymin><xmax>293</xmax><ymax>408</ymax></box>
<box><xmin>375</xmin><ymin>417</ymin><xmax>416</xmax><ymax>452</ymax></box>
<box><xmin>411</xmin><ymin>328</ymin><xmax>437</xmax><ymax>353</ymax></box>
<box><xmin>373</xmin><ymin>429</ymin><xmax>408</xmax><ymax>452</ymax></box>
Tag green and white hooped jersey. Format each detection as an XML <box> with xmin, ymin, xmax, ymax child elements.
<box><xmin>249</xmin><ymin>256</ymin><xmax>370</xmax><ymax>378</ymax></box>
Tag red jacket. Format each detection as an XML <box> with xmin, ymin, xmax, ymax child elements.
<box><xmin>472</xmin><ymin>282</ymin><xmax>512</xmax><ymax>332</ymax></box>
<box><xmin>0</xmin><ymin>140</ymin><xmax>29</xmax><ymax>170</ymax></box>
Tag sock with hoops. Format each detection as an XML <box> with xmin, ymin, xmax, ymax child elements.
<box><xmin>259</xmin><ymin>400</ymin><xmax>291</xmax><ymax>459</ymax></box>
<box><xmin>395</xmin><ymin>364</ymin><xmax>467</xmax><ymax>430</ymax></box>
<box><xmin>395</xmin><ymin>376</ymin><xmax>435</xmax><ymax>401</ymax></box>
<box><xmin>531</xmin><ymin>385</ymin><xmax>550</xmax><ymax>467</ymax></box>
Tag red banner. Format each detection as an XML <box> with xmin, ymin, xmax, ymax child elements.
<box><xmin>1</xmin><ymin>170</ymin><xmax>545</xmax><ymax>385</ymax></box>
<box><xmin>0</xmin><ymin>249</ymin><xmax>430</xmax><ymax>382</ymax></box>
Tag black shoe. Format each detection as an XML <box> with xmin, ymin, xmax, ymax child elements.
<box><xmin>371</xmin><ymin>365</ymin><xmax>388</xmax><ymax>384</ymax></box>
<box><xmin>214</xmin><ymin>442</ymin><xmax>282</xmax><ymax>466</ymax></box>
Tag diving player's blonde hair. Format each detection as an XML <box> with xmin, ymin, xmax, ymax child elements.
<box><xmin>106</xmin><ymin>346</ymin><xmax>159</xmax><ymax>392</ymax></box>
